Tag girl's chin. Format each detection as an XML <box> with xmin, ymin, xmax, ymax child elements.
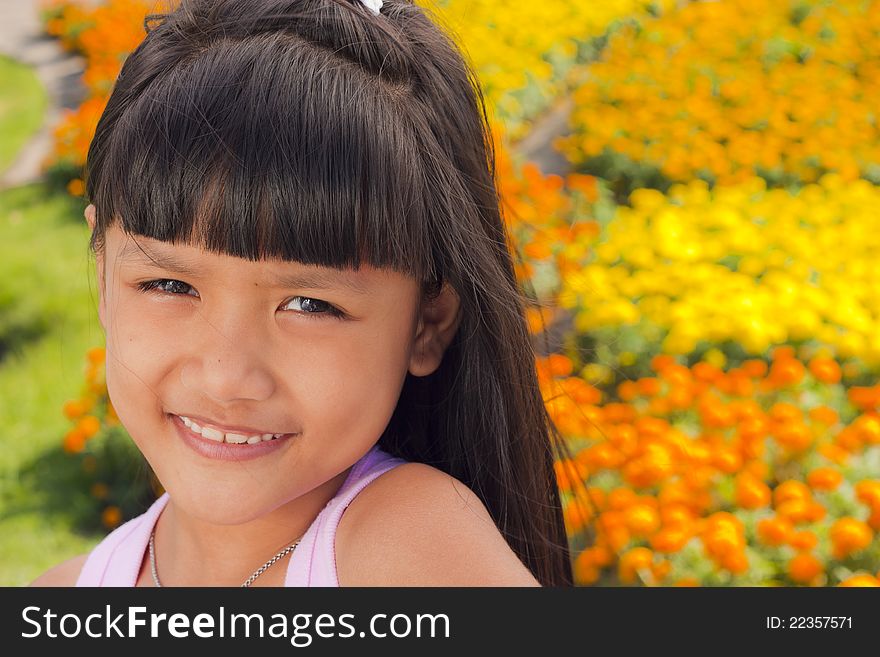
<box><xmin>164</xmin><ymin>485</ymin><xmax>292</xmax><ymax>526</ymax></box>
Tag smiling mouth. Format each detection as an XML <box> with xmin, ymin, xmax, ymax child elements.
<box><xmin>172</xmin><ymin>414</ymin><xmax>293</xmax><ymax>444</ymax></box>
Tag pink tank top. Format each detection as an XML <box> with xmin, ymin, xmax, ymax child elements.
<box><xmin>75</xmin><ymin>444</ymin><xmax>407</xmax><ymax>586</ymax></box>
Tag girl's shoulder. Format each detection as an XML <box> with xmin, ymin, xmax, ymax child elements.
<box><xmin>336</xmin><ymin>462</ymin><xmax>541</xmax><ymax>586</ymax></box>
<box><xmin>29</xmin><ymin>553</ymin><xmax>90</xmax><ymax>587</ymax></box>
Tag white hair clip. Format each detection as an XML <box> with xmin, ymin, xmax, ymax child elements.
<box><xmin>358</xmin><ymin>0</ymin><xmax>383</xmax><ymax>16</ymax></box>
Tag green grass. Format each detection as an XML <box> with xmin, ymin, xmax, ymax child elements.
<box><xmin>0</xmin><ymin>55</ymin><xmax>47</xmax><ymax>176</ymax></box>
<box><xmin>0</xmin><ymin>183</ymin><xmax>107</xmax><ymax>585</ymax></box>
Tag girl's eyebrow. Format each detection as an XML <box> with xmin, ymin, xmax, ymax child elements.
<box><xmin>118</xmin><ymin>241</ymin><xmax>371</xmax><ymax>294</ymax></box>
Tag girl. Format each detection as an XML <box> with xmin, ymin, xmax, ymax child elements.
<box><xmin>31</xmin><ymin>0</ymin><xmax>575</xmax><ymax>587</ymax></box>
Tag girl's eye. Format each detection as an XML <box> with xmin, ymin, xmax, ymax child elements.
<box><xmin>281</xmin><ymin>295</ymin><xmax>346</xmax><ymax>319</ymax></box>
<box><xmin>135</xmin><ymin>279</ymin><xmax>346</xmax><ymax>320</ymax></box>
<box><xmin>136</xmin><ymin>279</ymin><xmax>196</xmax><ymax>297</ymax></box>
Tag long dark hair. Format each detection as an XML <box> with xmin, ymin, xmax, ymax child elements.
<box><xmin>84</xmin><ymin>0</ymin><xmax>578</xmax><ymax>586</ymax></box>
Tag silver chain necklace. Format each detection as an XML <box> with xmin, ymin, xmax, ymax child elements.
<box><xmin>149</xmin><ymin>528</ymin><xmax>300</xmax><ymax>587</ymax></box>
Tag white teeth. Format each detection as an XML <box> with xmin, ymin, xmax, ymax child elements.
<box><xmin>178</xmin><ymin>415</ymin><xmax>283</xmax><ymax>444</ymax></box>
<box><xmin>201</xmin><ymin>426</ymin><xmax>225</xmax><ymax>442</ymax></box>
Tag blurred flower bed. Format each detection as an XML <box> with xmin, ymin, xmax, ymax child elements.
<box><xmin>43</xmin><ymin>0</ymin><xmax>880</xmax><ymax>586</ymax></box>
<box><xmin>431</xmin><ymin>0</ymin><xmax>675</xmax><ymax>141</ymax></box>
<box><xmin>554</xmin><ymin>174</ymin><xmax>880</xmax><ymax>365</ymax></box>
<box><xmin>557</xmin><ymin>0</ymin><xmax>880</xmax><ymax>190</ymax></box>
<box><xmin>541</xmin><ymin>348</ymin><xmax>880</xmax><ymax>586</ymax></box>
<box><xmin>40</xmin><ymin>0</ymin><xmax>673</xmax><ymax>180</ymax></box>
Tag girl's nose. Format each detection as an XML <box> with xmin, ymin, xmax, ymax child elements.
<box><xmin>179</xmin><ymin>313</ymin><xmax>277</xmax><ymax>403</ymax></box>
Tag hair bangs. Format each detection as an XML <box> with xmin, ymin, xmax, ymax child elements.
<box><xmin>89</xmin><ymin>32</ymin><xmax>436</xmax><ymax>282</ymax></box>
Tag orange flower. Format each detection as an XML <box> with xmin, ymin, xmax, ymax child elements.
<box><xmin>650</xmin><ymin>354</ymin><xmax>677</xmax><ymax>373</ymax></box>
<box><xmin>659</xmin><ymin>502</ymin><xmax>695</xmax><ymax>526</ymax></box>
<box><xmin>563</xmin><ymin>501</ymin><xmax>591</xmax><ymax>535</ymax></box>
<box><xmin>719</xmin><ymin>550</ymin><xmax>749</xmax><ymax>574</ymax></box>
<box><xmin>601</xmin><ymin>524</ymin><xmax>631</xmax><ymax>552</ymax></box>
<box><xmin>830</xmin><ymin>518</ymin><xmax>873</xmax><ymax>560</ymax></box>
<box><xmin>651</xmin><ymin>559</ymin><xmax>672</xmax><ymax>583</ymax></box>
<box><xmin>567</xmin><ymin>173</ymin><xmax>599</xmax><ymax>202</ymax></box>
<box><xmin>618</xmin><ymin>547</ymin><xmax>654</xmax><ymax>584</ymax></box>
<box><xmin>847</xmin><ymin>386</ymin><xmax>880</xmax><ymax>411</ymax></box>
<box><xmin>789</xmin><ymin>530</ymin><xmax>818</xmax><ymax>551</ymax></box>
<box><xmin>806</xmin><ymin>467</ymin><xmax>843</xmax><ymax>491</ymax></box>
<box><xmin>834</xmin><ymin>426</ymin><xmax>863</xmax><ymax>452</ymax></box>
<box><xmin>650</xmin><ymin>526</ymin><xmax>691</xmax><ymax>553</ymax></box>
<box><xmin>776</xmin><ymin>424</ymin><xmax>814</xmax><ymax>451</ymax></box>
<box><xmin>853</xmin><ymin>414</ymin><xmax>880</xmax><ymax>445</ymax></box>
<box><xmin>101</xmin><ymin>506</ymin><xmax>122</xmax><ymax>529</ymax></box>
<box><xmin>768</xmin><ymin>357</ymin><xmax>805</xmax><ymax>387</ymax></box>
<box><xmin>601</xmin><ymin>402</ymin><xmax>637</xmax><ymax>424</ymax></box>
<box><xmin>584</xmin><ymin>442</ymin><xmax>625</xmax><ymax>470</ymax></box>
<box><xmin>624</xmin><ymin>504</ymin><xmax>661</xmax><ymax>537</ymax></box>
<box><xmin>579</xmin><ymin>545</ymin><xmax>614</xmax><ymax>568</ymax></box>
<box><xmin>743</xmin><ymin>460</ymin><xmax>769</xmax><ymax>480</ymax></box>
<box><xmin>741</xmin><ymin>359</ymin><xmax>768</xmax><ymax>378</ymax></box>
<box><xmin>818</xmin><ymin>442</ymin><xmax>850</xmax><ymax>464</ymax></box>
<box><xmin>757</xmin><ymin>516</ymin><xmax>794</xmax><ymax>546</ymax></box>
<box><xmin>692</xmin><ymin>361</ymin><xmax>723</xmax><ymax>383</ymax></box>
<box><xmin>674</xmin><ymin>577</ymin><xmax>700</xmax><ymax>586</ymax></box>
<box><xmin>788</xmin><ymin>553</ymin><xmax>823</xmax><ymax>584</ymax></box>
<box><xmin>636</xmin><ymin>377</ymin><xmax>661</xmax><ymax>397</ymax></box>
<box><xmin>773</xmin><ymin>480</ymin><xmax>811</xmax><ymax>507</ymax></box>
<box><xmin>838</xmin><ymin>574</ymin><xmax>880</xmax><ymax>587</ymax></box>
<box><xmin>559</xmin><ymin>377</ymin><xmax>602</xmax><ymax>405</ymax></box>
<box><xmin>62</xmin><ymin>428</ymin><xmax>87</xmax><ymax>454</ymax></box>
<box><xmin>86</xmin><ymin>346</ymin><xmax>105</xmax><ymax>365</ymax></box>
<box><xmin>524</xmin><ymin>240</ymin><xmax>553</xmax><ymax>260</ymax></box>
<box><xmin>66</xmin><ymin>177</ymin><xmax>85</xmax><ymax>196</ymax></box>
<box><xmin>806</xmin><ymin>501</ymin><xmax>827</xmax><ymax>523</ymax></box>
<box><xmin>618</xmin><ymin>380</ymin><xmax>639</xmax><ymax>401</ymax></box>
<box><xmin>808</xmin><ymin>357</ymin><xmax>841</xmax><ymax>384</ymax></box>
<box><xmin>711</xmin><ymin>447</ymin><xmax>742</xmax><ymax>474</ymax></box>
<box><xmin>62</xmin><ymin>399</ymin><xmax>87</xmax><ymax>420</ymax></box>
<box><xmin>525</xmin><ymin>306</ymin><xmax>553</xmax><ymax>334</ymax></box>
<box><xmin>854</xmin><ymin>480</ymin><xmax>880</xmax><ymax>508</ymax></box>
<box><xmin>634</xmin><ymin>416</ymin><xmax>668</xmax><ymax>438</ymax></box>
<box><xmin>808</xmin><ymin>405</ymin><xmax>839</xmax><ymax>426</ymax></box>
<box><xmin>608</xmin><ymin>487</ymin><xmax>639</xmax><ymax>511</ymax></box>
<box><xmin>776</xmin><ymin>498</ymin><xmax>814</xmax><ymax>525</ymax></box>
<box><xmin>77</xmin><ymin>415</ymin><xmax>102</xmax><ymax>439</ymax></box>
<box><xmin>771</xmin><ymin>346</ymin><xmax>796</xmax><ymax>361</ymax></box>
<box><xmin>537</xmin><ymin>353</ymin><xmax>573</xmax><ymax>379</ymax></box>
<box><xmin>573</xmin><ymin>551</ymin><xmax>601</xmax><ymax>585</ymax></box>
<box><xmin>735</xmin><ymin>473</ymin><xmax>771</xmax><ymax>509</ymax></box>
<box><xmin>769</xmin><ymin>402</ymin><xmax>802</xmax><ymax>424</ymax></box>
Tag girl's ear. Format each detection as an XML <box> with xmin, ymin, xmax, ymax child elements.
<box><xmin>408</xmin><ymin>282</ymin><xmax>462</xmax><ymax>377</ymax></box>
<box><xmin>85</xmin><ymin>204</ymin><xmax>107</xmax><ymax>331</ymax></box>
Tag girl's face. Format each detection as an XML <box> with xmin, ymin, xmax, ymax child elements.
<box><xmin>90</xmin><ymin>212</ymin><xmax>460</xmax><ymax>525</ymax></box>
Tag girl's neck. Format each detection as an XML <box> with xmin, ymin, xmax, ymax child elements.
<box><xmin>138</xmin><ymin>467</ymin><xmax>352</xmax><ymax>587</ymax></box>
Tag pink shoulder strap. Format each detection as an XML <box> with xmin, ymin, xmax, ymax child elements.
<box><xmin>285</xmin><ymin>446</ymin><xmax>407</xmax><ymax>586</ymax></box>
